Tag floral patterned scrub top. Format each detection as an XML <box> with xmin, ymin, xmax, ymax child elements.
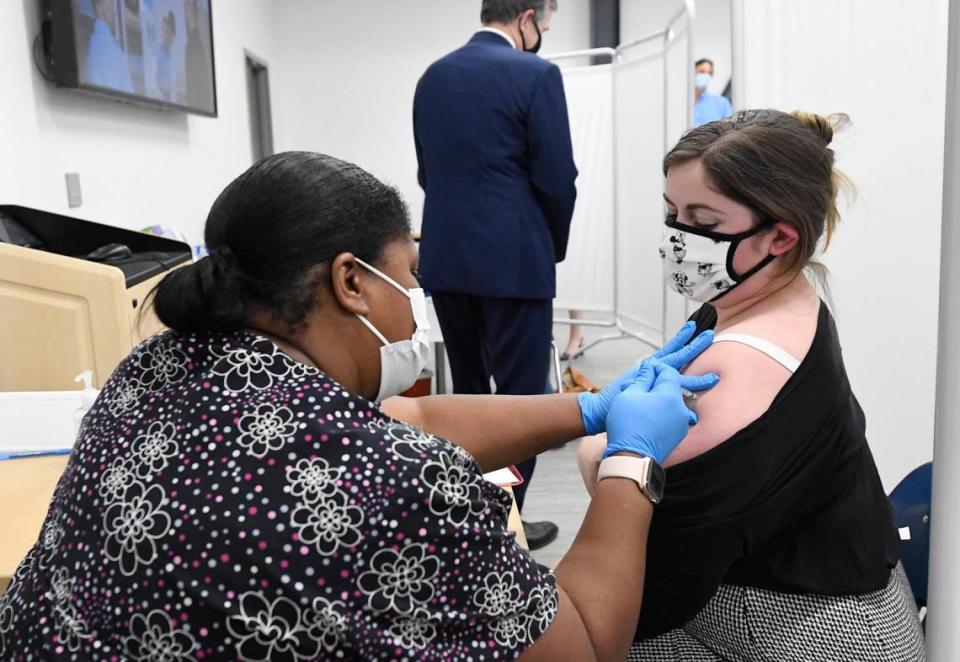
<box><xmin>0</xmin><ymin>331</ymin><xmax>558</xmax><ymax>661</ymax></box>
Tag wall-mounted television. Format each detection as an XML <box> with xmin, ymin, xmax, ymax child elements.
<box><xmin>42</xmin><ymin>0</ymin><xmax>217</xmax><ymax>117</ymax></box>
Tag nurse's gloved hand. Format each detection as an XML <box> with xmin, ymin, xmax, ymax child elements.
<box><xmin>603</xmin><ymin>362</ymin><xmax>696</xmax><ymax>464</ymax></box>
<box><xmin>577</xmin><ymin>321</ymin><xmax>719</xmax><ymax>436</ymax></box>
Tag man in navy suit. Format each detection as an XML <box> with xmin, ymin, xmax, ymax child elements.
<box><xmin>413</xmin><ymin>0</ymin><xmax>577</xmax><ymax>549</ymax></box>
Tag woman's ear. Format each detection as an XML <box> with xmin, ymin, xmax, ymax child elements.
<box><xmin>329</xmin><ymin>253</ymin><xmax>371</xmax><ymax>317</ymax></box>
<box><xmin>768</xmin><ymin>222</ymin><xmax>800</xmax><ymax>256</ymax></box>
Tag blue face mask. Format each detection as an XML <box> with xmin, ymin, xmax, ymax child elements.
<box><xmin>695</xmin><ymin>72</ymin><xmax>712</xmax><ymax>91</ymax></box>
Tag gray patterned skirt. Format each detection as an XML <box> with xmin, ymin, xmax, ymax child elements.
<box><xmin>628</xmin><ymin>564</ymin><xmax>925</xmax><ymax>662</ymax></box>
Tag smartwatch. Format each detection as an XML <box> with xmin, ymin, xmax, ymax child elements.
<box><xmin>596</xmin><ymin>454</ymin><xmax>666</xmax><ymax>504</ymax></box>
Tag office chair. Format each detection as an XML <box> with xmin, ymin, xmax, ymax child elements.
<box><xmin>888</xmin><ymin>462</ymin><xmax>933</xmax><ymax>610</ymax></box>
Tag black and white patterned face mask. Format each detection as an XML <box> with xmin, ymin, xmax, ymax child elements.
<box><xmin>658</xmin><ymin>218</ymin><xmax>776</xmax><ymax>303</ymax></box>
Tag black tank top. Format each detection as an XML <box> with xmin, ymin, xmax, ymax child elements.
<box><xmin>635</xmin><ymin>302</ymin><xmax>900</xmax><ymax>640</ymax></box>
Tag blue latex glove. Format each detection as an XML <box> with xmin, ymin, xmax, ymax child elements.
<box><xmin>577</xmin><ymin>321</ymin><xmax>719</xmax><ymax>436</ymax></box>
<box><xmin>603</xmin><ymin>362</ymin><xmax>697</xmax><ymax>463</ymax></box>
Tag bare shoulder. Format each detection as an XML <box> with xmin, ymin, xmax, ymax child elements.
<box><xmin>664</xmin><ymin>298</ymin><xmax>820</xmax><ymax>467</ymax></box>
<box><xmin>719</xmin><ymin>294</ymin><xmax>821</xmax><ymax>364</ymax></box>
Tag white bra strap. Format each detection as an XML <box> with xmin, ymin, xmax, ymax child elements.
<box><xmin>712</xmin><ymin>333</ymin><xmax>802</xmax><ymax>374</ymax></box>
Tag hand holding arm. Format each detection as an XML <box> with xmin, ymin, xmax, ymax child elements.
<box><xmin>382</xmin><ymin>323</ymin><xmax>718</xmax><ymax>471</ymax></box>
<box><xmin>578</xmin><ymin>322</ymin><xmax>718</xmax><ymax>436</ymax></box>
<box><xmin>603</xmin><ymin>363</ymin><xmax>698</xmax><ymax>462</ymax></box>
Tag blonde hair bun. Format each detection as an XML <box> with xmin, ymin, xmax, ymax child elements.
<box><xmin>790</xmin><ymin>111</ymin><xmax>850</xmax><ymax>146</ymax></box>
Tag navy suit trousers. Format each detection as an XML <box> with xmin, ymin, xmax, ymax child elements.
<box><xmin>430</xmin><ymin>292</ymin><xmax>553</xmax><ymax>511</ymax></box>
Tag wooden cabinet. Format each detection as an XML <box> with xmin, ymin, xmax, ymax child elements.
<box><xmin>0</xmin><ymin>243</ymin><xmax>178</xmax><ymax>390</ymax></box>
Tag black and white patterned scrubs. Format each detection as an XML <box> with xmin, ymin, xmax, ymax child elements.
<box><xmin>0</xmin><ymin>331</ymin><xmax>558</xmax><ymax>661</ymax></box>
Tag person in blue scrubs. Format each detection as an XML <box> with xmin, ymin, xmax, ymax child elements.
<box><xmin>694</xmin><ymin>58</ymin><xmax>733</xmax><ymax>127</ymax></box>
<box><xmin>85</xmin><ymin>0</ymin><xmax>135</xmax><ymax>94</ymax></box>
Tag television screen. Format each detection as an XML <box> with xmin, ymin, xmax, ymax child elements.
<box><xmin>45</xmin><ymin>0</ymin><xmax>217</xmax><ymax>116</ymax></box>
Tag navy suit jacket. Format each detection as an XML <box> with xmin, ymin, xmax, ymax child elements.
<box><xmin>413</xmin><ymin>31</ymin><xmax>578</xmax><ymax>299</ymax></box>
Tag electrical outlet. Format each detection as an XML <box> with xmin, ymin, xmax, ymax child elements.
<box><xmin>65</xmin><ymin>172</ymin><xmax>82</xmax><ymax>208</ymax></box>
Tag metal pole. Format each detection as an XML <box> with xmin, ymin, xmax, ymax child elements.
<box><xmin>684</xmin><ymin>7</ymin><xmax>695</xmax><ymax>323</ymax></box>
<box><xmin>925</xmin><ymin>0</ymin><xmax>960</xmax><ymax>657</ymax></box>
<box><xmin>616</xmin><ymin>28</ymin><xmax>668</xmax><ymax>55</ymax></box>
<box><xmin>433</xmin><ymin>342</ymin><xmax>447</xmax><ymax>395</ymax></box>
<box><xmin>686</xmin><ymin>8</ymin><xmax>694</xmax><ymax>131</ymax></box>
<box><xmin>664</xmin><ymin>4</ymin><xmax>688</xmax><ymax>32</ymax></box>
<box><xmin>553</xmin><ymin>317</ymin><xmax>616</xmax><ymax>327</ymax></box>
<box><xmin>544</xmin><ymin>47</ymin><xmax>617</xmax><ymax>63</ymax></box>
<box><xmin>609</xmin><ymin>49</ymin><xmax>622</xmax><ymax>338</ymax></box>
<box><xmin>551</xmin><ymin>341</ymin><xmax>564</xmax><ymax>393</ymax></box>
<box><xmin>730</xmin><ymin>0</ymin><xmax>746</xmax><ymax>110</ymax></box>
<box><xmin>660</xmin><ymin>29</ymin><xmax>671</xmax><ymax>341</ymax></box>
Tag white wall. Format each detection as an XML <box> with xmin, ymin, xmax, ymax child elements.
<box><xmin>620</xmin><ymin>1</ymin><xmax>685</xmax><ymax>47</ymax></box>
<box><xmin>546</xmin><ymin>0</ymin><xmax>594</xmax><ymax>56</ymax></box>
<box><xmin>621</xmin><ymin>0</ymin><xmax>732</xmax><ymax>97</ymax></box>
<box><xmin>0</xmin><ymin>0</ymin><xmax>281</xmax><ymax>245</ymax></box>
<box><xmin>272</xmin><ymin>0</ymin><xmax>592</xmax><ymax>229</ymax></box>
<box><xmin>737</xmin><ymin>0</ymin><xmax>949</xmax><ymax>489</ymax></box>
<box><xmin>0</xmin><ymin>0</ymin><xmax>590</xmax><ymax>241</ymax></box>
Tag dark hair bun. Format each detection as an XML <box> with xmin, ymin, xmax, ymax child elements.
<box><xmin>151</xmin><ymin>252</ymin><xmax>245</xmax><ymax>334</ymax></box>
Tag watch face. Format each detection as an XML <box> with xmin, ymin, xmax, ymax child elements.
<box><xmin>648</xmin><ymin>462</ymin><xmax>666</xmax><ymax>502</ymax></box>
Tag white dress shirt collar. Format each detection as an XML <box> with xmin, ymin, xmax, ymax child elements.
<box><xmin>477</xmin><ymin>26</ymin><xmax>517</xmax><ymax>49</ymax></box>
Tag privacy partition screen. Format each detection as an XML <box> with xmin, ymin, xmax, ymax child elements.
<box><xmin>549</xmin><ymin>5</ymin><xmax>695</xmax><ymax>351</ymax></box>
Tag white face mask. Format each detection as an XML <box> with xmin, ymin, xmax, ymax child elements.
<box><xmin>355</xmin><ymin>258</ymin><xmax>431</xmax><ymax>402</ymax></box>
<box><xmin>658</xmin><ymin>219</ymin><xmax>775</xmax><ymax>303</ymax></box>
<box><xmin>695</xmin><ymin>72</ymin><xmax>712</xmax><ymax>91</ymax></box>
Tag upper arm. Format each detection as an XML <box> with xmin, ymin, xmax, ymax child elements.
<box><xmin>664</xmin><ymin>342</ymin><xmax>793</xmax><ymax>467</ymax></box>
<box><xmin>517</xmin><ymin>588</ymin><xmax>597</xmax><ymax>662</ymax></box>
<box><xmin>379</xmin><ymin>395</ymin><xmax>422</xmax><ymax>428</ymax></box>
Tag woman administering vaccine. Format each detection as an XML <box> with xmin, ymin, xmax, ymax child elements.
<box><xmin>0</xmin><ymin>152</ymin><xmax>717</xmax><ymax>661</ymax></box>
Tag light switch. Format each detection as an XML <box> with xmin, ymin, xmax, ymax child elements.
<box><xmin>65</xmin><ymin>172</ymin><xmax>82</xmax><ymax>208</ymax></box>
